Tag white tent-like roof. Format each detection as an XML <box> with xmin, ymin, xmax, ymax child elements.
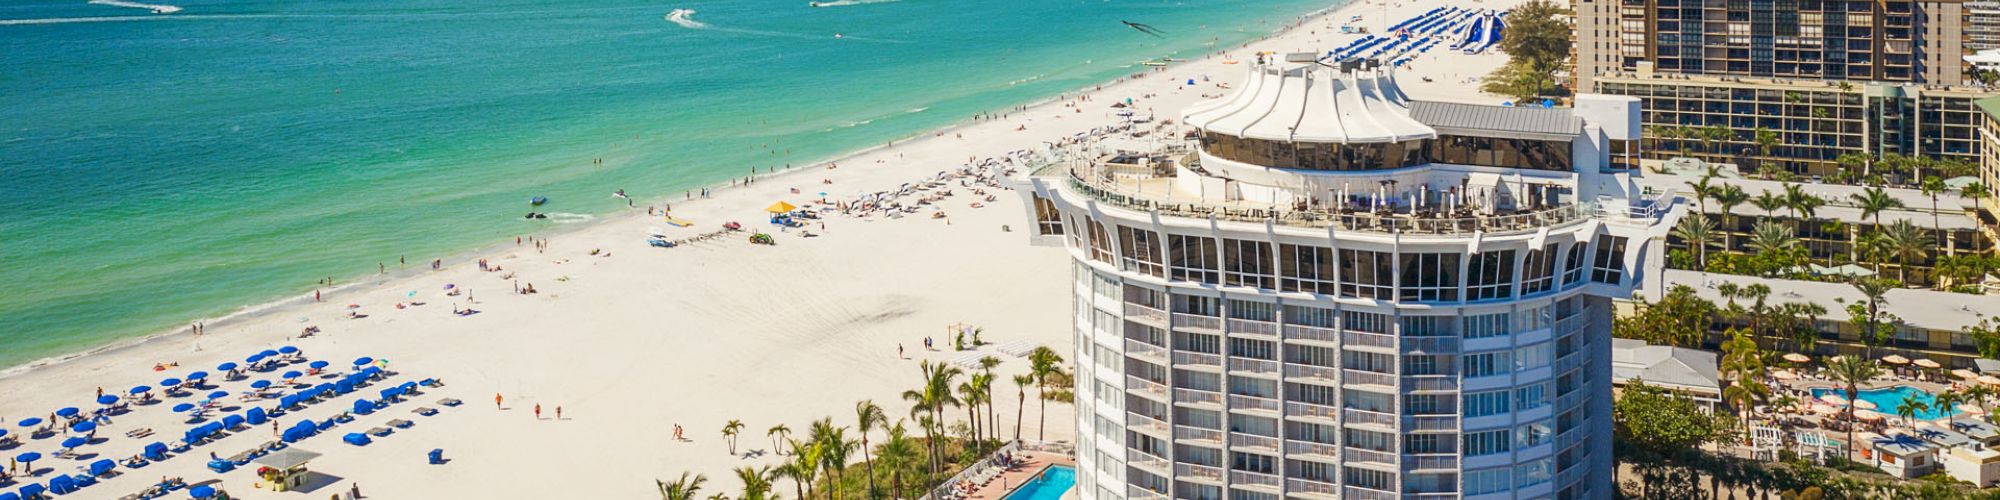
<box><xmin>1182</xmin><ymin>64</ymin><xmax>1436</xmax><ymax>144</ymax></box>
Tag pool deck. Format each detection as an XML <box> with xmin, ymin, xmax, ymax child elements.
<box><xmin>966</xmin><ymin>451</ymin><xmax>1076</xmax><ymax>500</ymax></box>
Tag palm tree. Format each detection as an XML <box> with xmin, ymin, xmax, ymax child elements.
<box><xmin>1784</xmin><ymin>184</ymin><xmax>1823</xmax><ymax>221</ymax></box>
<box><xmin>978</xmin><ymin>356</ymin><xmax>1004</xmax><ymax>442</ymax></box>
<box><xmin>1754</xmin><ymin>127</ymin><xmax>1781</xmax><ymax>174</ymax></box>
<box><xmin>1720</xmin><ymin>330</ymin><xmax>1770</xmax><ymax>421</ymax></box>
<box><xmin>1673</xmin><ymin>214</ymin><xmax>1718</xmax><ymax>269</ymax></box>
<box><xmin>658</xmin><ymin>472</ymin><xmax>708</xmax><ymax>500</ymax></box>
<box><xmin>767</xmin><ymin>424</ymin><xmax>791</xmax><ymax>456</ymax></box>
<box><xmin>1029</xmin><ymin>346</ymin><xmax>1064</xmax><ymax>440</ymax></box>
<box><xmin>962</xmin><ymin>372</ymin><xmax>995</xmax><ymax>453</ymax></box>
<box><xmin>854</xmin><ymin>400</ymin><xmax>886</xmax><ymax>499</ymax></box>
<box><xmin>1849</xmin><ymin>186</ymin><xmax>1904</xmax><ymax>227</ymax></box>
<box><xmin>1011</xmin><ymin>373</ymin><xmax>1033</xmax><ymax>442</ymax></box>
<box><xmin>1780</xmin><ymin>302</ymin><xmax>1827</xmax><ymax>354</ymax></box>
<box><xmin>1851</xmin><ymin>277</ymin><xmax>1896</xmax><ymax>355</ymax></box>
<box><xmin>1687</xmin><ymin>174</ymin><xmax>1718</xmax><ymax>214</ymax></box>
<box><xmin>1713</xmin><ymin>184</ymin><xmax>1749</xmax><ymax>249</ymax></box>
<box><xmin>780</xmin><ymin>439</ymin><xmax>822</xmax><ymax>500</ymax></box>
<box><xmin>1828</xmin><ymin>355</ymin><xmax>1884</xmax><ymax>460</ymax></box>
<box><xmin>1879</xmin><ymin>219</ymin><xmax>1930</xmax><ymax>283</ymax></box>
<box><xmin>814</xmin><ymin>423</ymin><xmax>854</xmax><ymax>500</ymax></box>
<box><xmin>1935</xmin><ymin>390</ymin><xmax>1966</xmax><ymax>428</ymax></box>
<box><xmin>875</xmin><ymin>421</ymin><xmax>921</xmax><ymax>499</ymax></box>
<box><xmin>1896</xmin><ymin>394</ymin><xmax>1929</xmax><ymax>428</ymax></box>
<box><xmin>900</xmin><ymin>360</ymin><xmax>961</xmax><ymax>474</ymax></box>
<box><xmin>722</xmin><ymin>420</ymin><xmax>745</xmax><ymax>456</ymax></box>
<box><xmin>1748</xmin><ymin>220</ymin><xmax>1802</xmax><ymax>274</ymax></box>
<box><xmin>1838</xmin><ymin>152</ymin><xmax>1872</xmax><ymax>178</ymax></box>
<box><xmin>734</xmin><ymin>466</ymin><xmax>774</xmax><ymax>500</ymax></box>
<box><xmin>1920</xmin><ymin>176</ymin><xmax>1950</xmax><ymax>249</ymax></box>
<box><xmin>1753</xmin><ymin>190</ymin><xmax>1787</xmax><ymax>217</ymax></box>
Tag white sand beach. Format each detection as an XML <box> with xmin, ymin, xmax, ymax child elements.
<box><xmin>0</xmin><ymin>0</ymin><xmax>1521</xmax><ymax>497</ymax></box>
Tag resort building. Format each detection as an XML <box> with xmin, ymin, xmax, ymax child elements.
<box><xmin>1972</xmin><ymin>1</ymin><xmax>2000</xmax><ymax>52</ymax></box>
<box><xmin>1978</xmin><ymin>96</ymin><xmax>2000</xmax><ymax>211</ymax></box>
<box><xmin>1659</xmin><ymin>270</ymin><xmax>2000</xmax><ymax>369</ymax></box>
<box><xmin>1608</xmin><ymin>338</ymin><xmax>1721</xmax><ymax>406</ymax></box>
<box><xmin>1593</xmin><ymin>71</ymin><xmax>1990</xmax><ymax>175</ymax></box>
<box><xmin>1869</xmin><ymin>434</ymin><xmax>1942</xmax><ymax>479</ymax></box>
<box><xmin>1009</xmin><ymin>57</ymin><xmax>1679</xmax><ymax>500</ymax></box>
<box><xmin>1570</xmin><ymin>0</ymin><xmax>1972</xmax><ymax>93</ymax></box>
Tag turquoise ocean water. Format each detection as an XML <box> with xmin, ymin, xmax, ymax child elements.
<box><xmin>0</xmin><ymin>0</ymin><xmax>1335</xmax><ymax>368</ymax></box>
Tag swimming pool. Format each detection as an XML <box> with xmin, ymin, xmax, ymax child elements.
<box><xmin>1003</xmin><ymin>465</ymin><xmax>1077</xmax><ymax>500</ymax></box>
<box><xmin>1811</xmin><ymin>385</ymin><xmax>1959</xmax><ymax>420</ymax></box>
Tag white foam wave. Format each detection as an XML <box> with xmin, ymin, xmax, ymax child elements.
<box><xmin>88</xmin><ymin>0</ymin><xmax>182</xmax><ymax>14</ymax></box>
<box><xmin>906</xmin><ymin>107</ymin><xmax>928</xmax><ymax>113</ymax></box>
<box><xmin>664</xmin><ymin>8</ymin><xmax>704</xmax><ymax>28</ymax></box>
<box><xmin>809</xmin><ymin>0</ymin><xmax>900</xmax><ymax>7</ymax></box>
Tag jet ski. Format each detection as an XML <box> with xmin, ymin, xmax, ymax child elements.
<box><xmin>529</xmin><ymin>196</ymin><xmax>548</xmax><ymax>206</ymax></box>
<box><xmin>524</xmin><ymin>212</ymin><xmax>549</xmax><ymax>220</ymax></box>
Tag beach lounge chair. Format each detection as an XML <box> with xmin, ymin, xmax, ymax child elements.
<box><xmin>123</xmin><ymin>428</ymin><xmax>152</xmax><ymax>439</ymax></box>
<box><xmin>387</xmin><ymin>419</ymin><xmax>413</xmax><ymax>429</ymax></box>
<box><xmin>342</xmin><ymin>433</ymin><xmax>370</xmax><ymax>446</ymax></box>
<box><xmin>366</xmin><ymin>427</ymin><xmax>391</xmax><ymax>437</ymax></box>
<box><xmin>438</xmin><ymin>398</ymin><xmax>461</xmax><ymax>407</ymax></box>
<box><xmin>413</xmin><ymin>407</ymin><xmax>438</xmax><ymax>417</ymax></box>
<box><xmin>204</xmin><ymin>459</ymin><xmax>233</xmax><ymax>473</ymax></box>
<box><xmin>142</xmin><ymin>442</ymin><xmax>168</xmax><ymax>461</ymax></box>
<box><xmin>87</xmin><ymin>460</ymin><xmax>114</xmax><ymax>478</ymax></box>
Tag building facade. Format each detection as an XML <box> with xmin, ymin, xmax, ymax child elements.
<box><xmin>1010</xmin><ymin>60</ymin><xmax>1679</xmax><ymax>500</ymax></box>
<box><xmin>1595</xmin><ymin>72</ymin><xmax>1987</xmax><ymax>174</ymax></box>
<box><xmin>1572</xmin><ymin>0</ymin><xmax>1971</xmax><ymax>93</ymax></box>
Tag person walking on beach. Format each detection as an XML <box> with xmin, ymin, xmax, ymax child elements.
<box><xmin>534</xmin><ymin>404</ymin><xmax>541</xmax><ymax>420</ymax></box>
<box><xmin>555</xmin><ymin>406</ymin><xmax>562</xmax><ymax>420</ymax></box>
<box><xmin>494</xmin><ymin>393</ymin><xmax>503</xmax><ymax>410</ymax></box>
<box><xmin>898</xmin><ymin>344</ymin><xmax>904</xmax><ymax>359</ymax></box>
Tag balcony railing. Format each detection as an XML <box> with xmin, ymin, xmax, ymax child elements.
<box><xmin>1174</xmin><ymin>351</ymin><xmax>1221</xmax><ymax>368</ymax></box>
<box><xmin>1065</xmin><ymin>166</ymin><xmax>1593</xmax><ymax>236</ymax></box>
<box><xmin>1228</xmin><ymin>394</ymin><xmax>1282</xmax><ymax>413</ymax></box>
<box><xmin>1402</xmin><ymin>336</ymin><xmax>1460</xmax><ymax>354</ymax></box>
<box><xmin>1403</xmin><ymin>376</ymin><xmax>1459</xmax><ymax>392</ymax></box>
<box><xmin>1344</xmin><ymin>409</ymin><xmax>1399</xmax><ymax>429</ymax></box>
<box><xmin>1287</xmin><ymin>402</ymin><xmax>1340</xmax><ymax>422</ymax></box>
<box><xmin>1230</xmin><ymin>471</ymin><xmax>1282</xmax><ymax>489</ymax></box>
<box><xmin>1174</xmin><ymin>425</ymin><xmax>1224</xmax><ymax>444</ymax></box>
<box><xmin>1127</xmin><ymin>413</ymin><xmax>1171</xmax><ymax>436</ymax></box>
<box><xmin>1343</xmin><ymin>369</ymin><xmax>1397</xmax><ymax>388</ymax></box>
<box><xmin>1125</xmin><ymin>303</ymin><xmax>1168</xmax><ymax>323</ymax></box>
<box><xmin>1174</xmin><ymin>462</ymin><xmax>1225</xmax><ymax>483</ymax></box>
<box><xmin>1344</xmin><ymin>447</ymin><xmax>1398</xmax><ymax>466</ymax></box>
<box><xmin>1125</xmin><ymin>339</ymin><xmax>1167</xmax><ymax>361</ymax></box>
<box><xmin>1287</xmin><ymin>478</ymin><xmax>1341</xmax><ymax>498</ymax></box>
<box><xmin>1405</xmin><ymin>454</ymin><xmax>1460</xmax><ymax>471</ymax></box>
<box><xmin>1284</xmin><ymin>324</ymin><xmax>1340</xmax><ymax>343</ymax></box>
<box><xmin>1173</xmin><ymin>313</ymin><xmax>1221</xmax><ymax>331</ymax></box>
<box><xmin>1126</xmin><ymin>376</ymin><xmax>1169</xmax><ymax>399</ymax></box>
<box><xmin>1405</xmin><ymin>415</ymin><xmax>1460</xmax><ymax>432</ymax></box>
<box><xmin>1343</xmin><ymin>486</ymin><xmax>1398</xmax><ymax>500</ymax></box>
<box><xmin>1285</xmin><ymin>363</ymin><xmax>1339</xmax><ymax>383</ymax></box>
<box><xmin>1344</xmin><ymin>331</ymin><xmax>1396</xmax><ymax>349</ymax></box>
<box><xmin>1127</xmin><ymin>485</ymin><xmax>1169</xmax><ymax>500</ymax></box>
<box><xmin>1227</xmin><ymin>318</ymin><xmax>1278</xmax><ymax>336</ymax></box>
<box><xmin>1129</xmin><ymin>450</ymin><xmax>1171</xmax><ymax>474</ymax></box>
<box><xmin>1230</xmin><ymin>432</ymin><xmax>1280</xmax><ymax>452</ymax></box>
<box><xmin>1286</xmin><ymin>439</ymin><xmax>1340</xmax><ymax>459</ymax></box>
<box><xmin>1175</xmin><ymin>388</ymin><xmax>1224</xmax><ymax>406</ymax></box>
<box><xmin>1228</xmin><ymin>357</ymin><xmax>1279</xmax><ymax>375</ymax></box>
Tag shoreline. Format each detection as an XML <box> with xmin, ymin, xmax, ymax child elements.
<box><xmin>0</xmin><ymin>3</ymin><xmax>1348</xmax><ymax>378</ymax></box>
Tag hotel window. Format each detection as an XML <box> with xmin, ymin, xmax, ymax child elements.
<box><xmin>1464</xmin><ymin>351</ymin><xmax>1512</xmax><ymax>378</ymax></box>
<box><xmin>1342</xmin><ymin>310</ymin><xmax>1392</xmax><ymax>334</ymax></box>
<box><xmin>1399</xmin><ymin>252</ymin><xmax>1461</xmax><ymax>302</ymax></box>
<box><xmin>1401</xmin><ymin>315</ymin><xmax>1456</xmax><ymax>337</ymax></box>
<box><xmin>1222</xmin><ymin>239</ymin><xmax>1275</xmax><ymax>289</ymax></box>
<box><xmin>1230</xmin><ymin>452</ymin><xmax>1276</xmax><ymax>475</ymax></box>
<box><xmin>1345</xmin><ymin>467</ymin><xmax>1397</xmax><ymax>491</ymax></box>
<box><xmin>1338</xmin><ymin>249</ymin><xmax>1394</xmax><ymax>300</ymax></box>
<box><xmin>1405</xmin><ymin>393</ymin><xmax>1456</xmax><ymax>416</ymax></box>
<box><xmin>1464</xmin><ymin>390</ymin><xmax>1512</xmax><ymax>417</ymax></box>
<box><xmin>1342</xmin><ymin>350</ymin><xmax>1397</xmax><ymax>374</ymax></box>
<box><xmin>1086</xmin><ymin>220</ymin><xmax>1114</xmax><ymax>264</ymax></box>
<box><xmin>1403</xmin><ymin>355</ymin><xmax>1451</xmax><ymax>376</ymax></box>
<box><xmin>1286</xmin><ymin>344</ymin><xmax>1338</xmax><ymax>368</ymax></box>
<box><xmin>1289</xmin><ymin>382</ymin><xmax>1338</xmax><ymax>407</ymax></box>
<box><xmin>1032</xmin><ymin>196</ymin><xmax>1064</xmax><ymax>235</ymax></box>
<box><xmin>1522</xmin><ymin>244</ymin><xmax>1558</xmax><ymax>295</ymax></box>
<box><xmin>1515</xmin><ymin>458</ymin><xmax>1554</xmax><ymax>488</ymax></box>
<box><xmin>1344</xmin><ymin>428</ymin><xmax>1395</xmax><ymax>452</ymax></box>
<box><xmin>1405</xmin><ymin>433</ymin><xmax>1455</xmax><ymax>454</ymax></box>
<box><xmin>1279</xmin><ymin>244</ymin><xmax>1338</xmax><ymax>294</ymax></box>
<box><xmin>1227</xmin><ymin>299</ymin><xmax>1273</xmax><ymax>322</ymax></box>
<box><xmin>1516</xmin><ymin>420</ymin><xmax>1554</xmax><ymax>448</ymax></box>
<box><xmin>1172</xmin><ymin>294</ymin><xmax>1219</xmax><ymax>317</ymax></box>
<box><xmin>1562</xmin><ymin>242</ymin><xmax>1590</xmax><ymax>286</ymax></box>
<box><xmin>1229</xmin><ymin>338</ymin><xmax>1277</xmax><ymax>361</ymax></box>
<box><xmin>1464</xmin><ymin>429</ymin><xmax>1513</xmax><ymax>456</ymax></box>
<box><xmin>1063</xmin><ymin>214</ymin><xmax>1085</xmax><ymax>250</ymax></box>
<box><xmin>1118</xmin><ymin>226</ymin><xmax>1165</xmax><ymax>277</ymax></box>
<box><xmin>1125</xmin><ymin>285</ymin><xmax>1165</xmax><ymax>311</ymax></box>
<box><xmin>1466</xmin><ymin>250</ymin><xmax>1517</xmax><ymax>301</ymax></box>
<box><xmin>1515</xmin><ymin>343</ymin><xmax>1553</xmax><ymax>371</ymax></box>
<box><xmin>1591</xmin><ymin>235</ymin><xmax>1629</xmax><ymax>284</ymax></box>
<box><xmin>1463</xmin><ymin>313</ymin><xmax>1511</xmax><ymax>339</ymax></box>
<box><xmin>1284</xmin><ymin>305</ymin><xmax>1335</xmax><ymax>328</ymax></box>
<box><xmin>1465</xmin><ymin>468</ymin><xmax>1513</xmax><ymax>495</ymax></box>
<box><xmin>1288</xmin><ymin>458</ymin><xmax>1338</xmax><ymax>483</ymax></box>
<box><xmin>1168</xmin><ymin>234</ymin><xmax>1219</xmax><ymax>284</ymax></box>
<box><xmin>1515</xmin><ymin>382</ymin><xmax>1551</xmax><ymax>411</ymax></box>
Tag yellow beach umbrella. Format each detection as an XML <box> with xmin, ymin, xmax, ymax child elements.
<box><xmin>766</xmin><ymin>201</ymin><xmax>797</xmax><ymax>213</ymax></box>
<box><xmin>1881</xmin><ymin>355</ymin><xmax>1910</xmax><ymax>365</ymax></box>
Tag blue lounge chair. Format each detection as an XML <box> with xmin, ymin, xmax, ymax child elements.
<box><xmin>342</xmin><ymin>433</ymin><xmax>370</xmax><ymax>446</ymax></box>
<box><xmin>245</xmin><ymin>407</ymin><xmax>267</xmax><ymax>426</ymax></box>
<box><xmin>143</xmin><ymin>442</ymin><xmax>168</xmax><ymax>461</ymax></box>
<box><xmin>206</xmin><ymin>459</ymin><xmax>234</xmax><ymax>473</ymax></box>
<box><xmin>427</xmin><ymin>448</ymin><xmax>444</xmax><ymax>464</ymax></box>
<box><xmin>17</xmin><ymin>483</ymin><xmax>44</xmax><ymax>499</ymax></box>
<box><xmin>44</xmin><ymin>475</ymin><xmax>73</xmax><ymax>495</ymax></box>
<box><xmin>87</xmin><ymin>459</ymin><xmax>114</xmax><ymax>477</ymax></box>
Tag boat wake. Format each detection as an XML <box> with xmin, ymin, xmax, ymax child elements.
<box><xmin>809</xmin><ymin>0</ymin><xmax>900</xmax><ymax>7</ymax></box>
<box><xmin>664</xmin><ymin>8</ymin><xmax>705</xmax><ymax>28</ymax></box>
<box><xmin>88</xmin><ymin>0</ymin><xmax>182</xmax><ymax>14</ymax></box>
<box><xmin>543</xmin><ymin>212</ymin><xmax>596</xmax><ymax>224</ymax></box>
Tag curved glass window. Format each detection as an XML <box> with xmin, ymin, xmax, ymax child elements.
<box><xmin>1200</xmin><ymin>131</ymin><xmax>1574</xmax><ymax>172</ymax></box>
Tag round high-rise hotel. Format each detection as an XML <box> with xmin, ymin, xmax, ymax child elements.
<box><xmin>1010</xmin><ymin>59</ymin><xmax>1677</xmax><ymax>500</ymax></box>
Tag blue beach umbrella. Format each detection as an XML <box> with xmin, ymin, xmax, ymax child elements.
<box><xmin>96</xmin><ymin>395</ymin><xmax>118</xmax><ymax>406</ymax></box>
<box><xmin>282</xmin><ymin>371</ymin><xmax>303</xmax><ymax>380</ymax></box>
<box><xmin>59</xmin><ymin>437</ymin><xmax>85</xmax><ymax>450</ymax></box>
<box><xmin>309</xmin><ymin>361</ymin><xmax>329</xmax><ymax>370</ymax></box>
<box><xmin>280</xmin><ymin>346</ymin><xmax>299</xmax><ymax>354</ymax></box>
<box><xmin>160</xmin><ymin>378</ymin><xmax>182</xmax><ymax>388</ymax></box>
<box><xmin>189</xmin><ymin>485</ymin><xmax>216</xmax><ymax>499</ymax></box>
<box><xmin>246</xmin><ymin>353</ymin><xmax>265</xmax><ymax>363</ymax></box>
<box><xmin>352</xmin><ymin>357</ymin><xmax>373</xmax><ymax>367</ymax></box>
<box><xmin>16</xmin><ymin>418</ymin><xmax>41</xmax><ymax>428</ymax></box>
<box><xmin>0</xmin><ymin>429</ymin><xmax>10</xmax><ymax>439</ymax></box>
<box><xmin>207</xmin><ymin>391</ymin><xmax>229</xmax><ymax>400</ymax></box>
<box><xmin>171</xmin><ymin>403</ymin><xmax>195</xmax><ymax>413</ymax></box>
<box><xmin>187</xmin><ymin>371</ymin><xmax>208</xmax><ymax>381</ymax></box>
<box><xmin>54</xmin><ymin>407</ymin><xmax>78</xmax><ymax>418</ymax></box>
<box><xmin>250</xmin><ymin>380</ymin><xmax>272</xmax><ymax>389</ymax></box>
<box><xmin>70</xmin><ymin>421</ymin><xmax>95</xmax><ymax>434</ymax></box>
<box><xmin>16</xmin><ymin>452</ymin><xmax>39</xmax><ymax>465</ymax></box>
<box><xmin>128</xmin><ymin>386</ymin><xmax>151</xmax><ymax>395</ymax></box>
<box><xmin>259</xmin><ymin>350</ymin><xmax>279</xmax><ymax>358</ymax></box>
<box><xmin>216</xmin><ymin>362</ymin><xmax>238</xmax><ymax>372</ymax></box>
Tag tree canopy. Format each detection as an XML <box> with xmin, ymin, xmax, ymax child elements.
<box><xmin>1614</xmin><ymin>382</ymin><xmax>1724</xmax><ymax>458</ymax></box>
